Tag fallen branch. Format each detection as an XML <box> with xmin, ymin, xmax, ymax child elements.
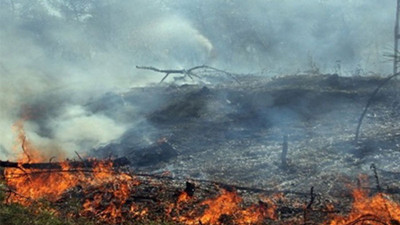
<box><xmin>136</xmin><ymin>65</ymin><xmax>240</xmax><ymax>84</ymax></box>
<box><xmin>0</xmin><ymin>157</ymin><xmax>130</xmax><ymax>170</ymax></box>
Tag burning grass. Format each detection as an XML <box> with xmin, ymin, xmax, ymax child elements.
<box><xmin>2</xmin><ymin>160</ymin><xmax>400</xmax><ymax>225</ymax></box>
<box><xmin>327</xmin><ymin>189</ymin><xmax>400</xmax><ymax>225</ymax></box>
<box><xmin>4</xmin><ymin>121</ymin><xmax>128</xmax><ymax>206</ymax></box>
<box><xmin>1</xmin><ymin>118</ymin><xmax>400</xmax><ymax>224</ymax></box>
<box><xmin>2</xmin><ymin>122</ymin><xmax>279</xmax><ymax>224</ymax></box>
<box><xmin>3</xmin><ymin>173</ymin><xmax>400</xmax><ymax>225</ymax></box>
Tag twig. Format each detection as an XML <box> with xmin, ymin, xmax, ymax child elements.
<box><xmin>370</xmin><ymin>164</ymin><xmax>382</xmax><ymax>193</ymax></box>
<box><xmin>306</xmin><ymin>187</ymin><xmax>315</xmax><ymax>210</ymax></box>
<box><xmin>136</xmin><ymin>66</ymin><xmax>191</xmax><ymax>83</ymax></box>
<box><xmin>191</xmin><ymin>65</ymin><xmax>241</xmax><ymax>84</ymax></box>
<box><xmin>75</xmin><ymin>151</ymin><xmax>84</xmax><ymax>161</ymax></box>
<box><xmin>303</xmin><ymin>186</ymin><xmax>315</xmax><ymax>225</ymax></box>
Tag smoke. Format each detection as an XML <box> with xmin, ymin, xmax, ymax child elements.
<box><xmin>171</xmin><ymin>0</ymin><xmax>394</xmax><ymax>74</ymax></box>
<box><xmin>0</xmin><ymin>0</ymin><xmax>396</xmax><ymax>159</ymax></box>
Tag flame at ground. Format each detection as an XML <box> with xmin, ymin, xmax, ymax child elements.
<box><xmin>328</xmin><ymin>189</ymin><xmax>400</xmax><ymax>225</ymax></box>
<box><xmin>2</xmin><ymin>121</ymin><xmax>279</xmax><ymax>224</ymax></box>
<box><xmin>4</xmin><ymin>121</ymin><xmax>78</xmax><ymax>204</ymax></box>
<box><xmin>6</xmin><ymin>122</ymin><xmax>400</xmax><ymax>225</ymax></box>
<box><xmin>4</xmin><ymin>122</ymin><xmax>137</xmax><ymax>212</ymax></box>
<box><xmin>178</xmin><ymin>189</ymin><xmax>277</xmax><ymax>225</ymax></box>
<box><xmin>177</xmin><ymin>191</ymin><xmax>191</xmax><ymax>204</ymax></box>
<box><xmin>81</xmin><ymin>173</ymin><xmax>143</xmax><ymax>223</ymax></box>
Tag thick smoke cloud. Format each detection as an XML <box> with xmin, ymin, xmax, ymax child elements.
<box><xmin>0</xmin><ymin>0</ymin><xmax>395</xmax><ymax>159</ymax></box>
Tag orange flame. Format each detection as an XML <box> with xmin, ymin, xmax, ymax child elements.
<box><xmin>5</xmin><ymin>121</ymin><xmax>79</xmax><ymax>204</ymax></box>
<box><xmin>178</xmin><ymin>189</ymin><xmax>277</xmax><ymax>225</ymax></box>
<box><xmin>4</xmin><ymin>120</ymin><xmax>140</xmax><ymax>225</ymax></box>
<box><xmin>177</xmin><ymin>191</ymin><xmax>191</xmax><ymax>204</ymax></box>
<box><xmin>81</xmin><ymin>174</ymin><xmax>141</xmax><ymax>223</ymax></box>
<box><xmin>328</xmin><ymin>189</ymin><xmax>400</xmax><ymax>225</ymax></box>
<box><xmin>10</xmin><ymin>121</ymin><xmax>400</xmax><ymax>225</ymax></box>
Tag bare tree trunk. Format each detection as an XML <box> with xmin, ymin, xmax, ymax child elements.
<box><xmin>394</xmin><ymin>0</ymin><xmax>400</xmax><ymax>74</ymax></box>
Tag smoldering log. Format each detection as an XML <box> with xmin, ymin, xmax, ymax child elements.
<box><xmin>0</xmin><ymin>157</ymin><xmax>130</xmax><ymax>170</ymax></box>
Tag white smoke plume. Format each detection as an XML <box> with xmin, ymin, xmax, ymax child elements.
<box><xmin>0</xmin><ymin>0</ymin><xmax>396</xmax><ymax>159</ymax></box>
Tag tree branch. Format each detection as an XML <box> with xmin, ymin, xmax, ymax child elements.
<box><xmin>355</xmin><ymin>72</ymin><xmax>400</xmax><ymax>144</ymax></box>
<box><xmin>136</xmin><ymin>65</ymin><xmax>240</xmax><ymax>84</ymax></box>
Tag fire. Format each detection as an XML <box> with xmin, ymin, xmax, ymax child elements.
<box><xmin>199</xmin><ymin>189</ymin><xmax>241</xmax><ymax>224</ymax></box>
<box><xmin>3</xmin><ymin>121</ymin><xmax>279</xmax><ymax>224</ymax></box>
<box><xmin>4</xmin><ymin>122</ymin><xmax>79</xmax><ymax>204</ymax></box>
<box><xmin>7</xmin><ymin>121</ymin><xmax>400</xmax><ymax>225</ymax></box>
<box><xmin>177</xmin><ymin>190</ymin><xmax>191</xmax><ymax>204</ymax></box>
<box><xmin>5</xmin><ymin>162</ymin><xmax>78</xmax><ymax>204</ymax></box>
<box><xmin>328</xmin><ymin>189</ymin><xmax>400</xmax><ymax>225</ymax></box>
<box><xmin>178</xmin><ymin>189</ymin><xmax>277</xmax><ymax>225</ymax></box>
<box><xmin>4</xmin><ymin>150</ymin><xmax>120</xmax><ymax>205</ymax></box>
<box><xmin>81</xmin><ymin>174</ymin><xmax>141</xmax><ymax>223</ymax></box>
<box><xmin>11</xmin><ymin>120</ymin><xmax>55</xmax><ymax>162</ymax></box>
<box><xmin>3</xmin><ymin>120</ymin><xmax>139</xmax><ymax>224</ymax></box>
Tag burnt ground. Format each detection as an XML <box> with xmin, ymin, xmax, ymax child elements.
<box><xmin>90</xmin><ymin>74</ymin><xmax>400</xmax><ymax>202</ymax></box>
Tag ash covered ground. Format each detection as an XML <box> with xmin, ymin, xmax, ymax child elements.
<box><xmin>91</xmin><ymin>74</ymin><xmax>400</xmax><ymax>197</ymax></box>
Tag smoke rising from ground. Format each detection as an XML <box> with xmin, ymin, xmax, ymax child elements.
<box><xmin>0</xmin><ymin>0</ymin><xmax>395</xmax><ymax>159</ymax></box>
